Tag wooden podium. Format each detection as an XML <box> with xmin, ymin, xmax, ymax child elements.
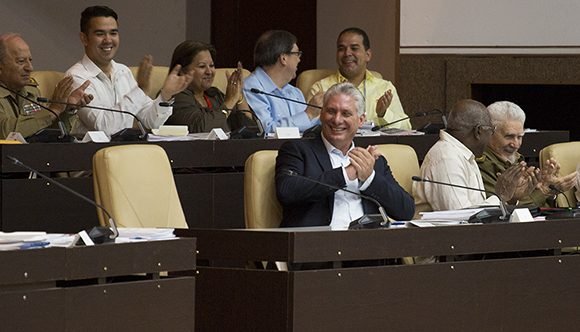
<box><xmin>178</xmin><ymin>220</ymin><xmax>580</xmax><ymax>331</ymax></box>
<box><xmin>0</xmin><ymin>238</ymin><xmax>196</xmax><ymax>331</ymax></box>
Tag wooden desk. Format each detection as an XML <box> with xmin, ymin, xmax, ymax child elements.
<box><xmin>0</xmin><ymin>238</ymin><xmax>196</xmax><ymax>331</ymax></box>
<box><xmin>0</xmin><ymin>131</ymin><xmax>568</xmax><ymax>232</ymax></box>
<box><xmin>177</xmin><ymin>220</ymin><xmax>580</xmax><ymax>331</ymax></box>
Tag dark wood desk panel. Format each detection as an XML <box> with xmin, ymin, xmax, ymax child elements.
<box><xmin>0</xmin><ymin>239</ymin><xmax>196</xmax><ymax>331</ymax></box>
<box><xmin>0</xmin><ymin>131</ymin><xmax>569</xmax><ymax>232</ymax></box>
<box><xmin>179</xmin><ymin>220</ymin><xmax>580</xmax><ymax>331</ymax></box>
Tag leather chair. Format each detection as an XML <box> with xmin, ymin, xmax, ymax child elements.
<box><xmin>129</xmin><ymin>65</ymin><xmax>170</xmax><ymax>99</ymax></box>
<box><xmin>244</xmin><ymin>150</ymin><xmax>282</xmax><ymax>229</ymax></box>
<box><xmin>296</xmin><ymin>69</ymin><xmax>383</xmax><ymax>97</ymax></box>
<box><xmin>92</xmin><ymin>144</ymin><xmax>188</xmax><ymax>228</ymax></box>
<box><xmin>30</xmin><ymin>71</ymin><xmax>65</xmax><ymax>99</ymax></box>
<box><xmin>539</xmin><ymin>141</ymin><xmax>580</xmax><ymax>207</ymax></box>
<box><xmin>129</xmin><ymin>66</ymin><xmax>251</xmax><ymax>99</ymax></box>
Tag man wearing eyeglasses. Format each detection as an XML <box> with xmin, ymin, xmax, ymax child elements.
<box><xmin>243</xmin><ymin>30</ymin><xmax>322</xmax><ymax>133</ymax></box>
<box><xmin>478</xmin><ymin>101</ymin><xmax>577</xmax><ymax>207</ymax></box>
<box><xmin>306</xmin><ymin>27</ymin><xmax>410</xmax><ymax>130</ymax></box>
<box><xmin>413</xmin><ymin>99</ymin><xmax>536</xmax><ymax>211</ymax></box>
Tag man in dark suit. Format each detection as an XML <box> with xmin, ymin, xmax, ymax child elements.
<box><xmin>275</xmin><ymin>82</ymin><xmax>414</xmax><ymax>228</ymax></box>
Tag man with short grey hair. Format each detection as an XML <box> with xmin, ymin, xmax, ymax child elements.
<box><xmin>275</xmin><ymin>82</ymin><xmax>414</xmax><ymax>228</ymax></box>
<box><xmin>478</xmin><ymin>101</ymin><xmax>577</xmax><ymax>207</ymax></box>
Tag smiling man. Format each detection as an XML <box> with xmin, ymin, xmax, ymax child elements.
<box><xmin>307</xmin><ymin>27</ymin><xmax>410</xmax><ymax>129</ymax></box>
<box><xmin>478</xmin><ymin>101</ymin><xmax>577</xmax><ymax>207</ymax></box>
<box><xmin>275</xmin><ymin>82</ymin><xmax>414</xmax><ymax>229</ymax></box>
<box><xmin>65</xmin><ymin>5</ymin><xmax>192</xmax><ymax>136</ymax></box>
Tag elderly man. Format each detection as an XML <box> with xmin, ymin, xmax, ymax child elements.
<box><xmin>0</xmin><ymin>33</ymin><xmax>91</xmax><ymax>139</ymax></box>
<box><xmin>275</xmin><ymin>82</ymin><xmax>414</xmax><ymax>229</ymax></box>
<box><xmin>66</xmin><ymin>6</ymin><xmax>192</xmax><ymax>136</ymax></box>
<box><xmin>244</xmin><ymin>30</ymin><xmax>322</xmax><ymax>134</ymax></box>
<box><xmin>413</xmin><ymin>99</ymin><xmax>534</xmax><ymax>211</ymax></box>
<box><xmin>478</xmin><ymin>101</ymin><xmax>577</xmax><ymax>207</ymax></box>
<box><xmin>307</xmin><ymin>27</ymin><xmax>410</xmax><ymax>130</ymax></box>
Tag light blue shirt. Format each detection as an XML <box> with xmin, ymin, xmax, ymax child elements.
<box><xmin>243</xmin><ymin>67</ymin><xmax>319</xmax><ymax>133</ymax></box>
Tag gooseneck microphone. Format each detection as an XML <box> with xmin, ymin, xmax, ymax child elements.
<box><xmin>37</xmin><ymin>97</ymin><xmax>148</xmax><ymax>141</ymax></box>
<box><xmin>412</xmin><ymin>176</ymin><xmax>509</xmax><ymax>221</ymax></box>
<box><xmin>284</xmin><ymin>169</ymin><xmax>391</xmax><ymax>228</ymax></box>
<box><xmin>371</xmin><ymin>109</ymin><xmax>443</xmax><ymax>131</ymax></box>
<box><xmin>6</xmin><ymin>155</ymin><xmax>119</xmax><ymax>244</ymax></box>
<box><xmin>248</xmin><ymin>88</ymin><xmax>322</xmax><ymax>109</ymax></box>
<box><xmin>0</xmin><ymin>84</ymin><xmax>73</xmax><ymax>142</ymax></box>
<box><xmin>229</xmin><ymin>108</ymin><xmax>266</xmax><ymax>139</ymax></box>
<box><xmin>548</xmin><ymin>184</ymin><xmax>573</xmax><ymax>208</ymax></box>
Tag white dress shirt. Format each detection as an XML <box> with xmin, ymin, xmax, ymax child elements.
<box><xmin>66</xmin><ymin>55</ymin><xmax>172</xmax><ymax>136</ymax></box>
<box><xmin>413</xmin><ymin>130</ymin><xmax>500</xmax><ymax>211</ymax></box>
<box><xmin>321</xmin><ymin>135</ymin><xmax>375</xmax><ymax>230</ymax></box>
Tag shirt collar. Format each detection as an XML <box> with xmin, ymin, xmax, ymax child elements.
<box><xmin>255</xmin><ymin>66</ymin><xmax>292</xmax><ymax>94</ymax></box>
<box><xmin>333</xmin><ymin>69</ymin><xmax>376</xmax><ymax>88</ymax></box>
<box><xmin>81</xmin><ymin>54</ymin><xmax>119</xmax><ymax>79</ymax></box>
<box><xmin>440</xmin><ymin>130</ymin><xmax>476</xmax><ymax>161</ymax></box>
<box><xmin>321</xmin><ymin>132</ymin><xmax>355</xmax><ymax>157</ymax></box>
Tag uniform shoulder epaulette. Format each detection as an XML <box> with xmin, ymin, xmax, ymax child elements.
<box><xmin>26</xmin><ymin>77</ymin><xmax>39</xmax><ymax>87</ymax></box>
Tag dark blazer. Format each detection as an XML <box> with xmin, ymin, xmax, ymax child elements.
<box><xmin>275</xmin><ymin>134</ymin><xmax>415</xmax><ymax>227</ymax></box>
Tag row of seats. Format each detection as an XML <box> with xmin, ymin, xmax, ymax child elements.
<box><xmin>31</xmin><ymin>67</ymin><xmax>382</xmax><ymax>101</ymax></box>
<box><xmin>30</xmin><ymin>67</ymin><xmax>251</xmax><ymax>99</ymax></box>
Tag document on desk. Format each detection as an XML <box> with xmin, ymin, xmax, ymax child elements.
<box><xmin>419</xmin><ymin>208</ymin><xmax>485</xmax><ymax>221</ymax></box>
<box><xmin>115</xmin><ymin>228</ymin><xmax>177</xmax><ymax>243</ymax></box>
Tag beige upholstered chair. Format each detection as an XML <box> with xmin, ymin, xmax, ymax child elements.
<box><xmin>129</xmin><ymin>66</ymin><xmax>251</xmax><ymax>99</ymax></box>
<box><xmin>213</xmin><ymin>68</ymin><xmax>251</xmax><ymax>93</ymax></box>
<box><xmin>244</xmin><ymin>150</ymin><xmax>282</xmax><ymax>229</ymax></box>
<box><xmin>129</xmin><ymin>65</ymin><xmax>169</xmax><ymax>99</ymax></box>
<box><xmin>30</xmin><ymin>71</ymin><xmax>65</xmax><ymax>99</ymax></box>
<box><xmin>92</xmin><ymin>144</ymin><xmax>188</xmax><ymax>228</ymax></box>
<box><xmin>296</xmin><ymin>69</ymin><xmax>383</xmax><ymax>97</ymax></box>
<box><xmin>539</xmin><ymin>141</ymin><xmax>580</xmax><ymax>207</ymax></box>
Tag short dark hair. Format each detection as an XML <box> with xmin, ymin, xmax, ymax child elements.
<box><xmin>80</xmin><ymin>6</ymin><xmax>118</xmax><ymax>34</ymax></box>
<box><xmin>253</xmin><ymin>30</ymin><xmax>297</xmax><ymax>68</ymax></box>
<box><xmin>170</xmin><ymin>40</ymin><xmax>216</xmax><ymax>73</ymax></box>
<box><xmin>338</xmin><ymin>27</ymin><xmax>371</xmax><ymax>50</ymax></box>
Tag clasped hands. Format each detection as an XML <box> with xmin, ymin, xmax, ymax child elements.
<box><xmin>346</xmin><ymin>145</ymin><xmax>380</xmax><ymax>182</ymax></box>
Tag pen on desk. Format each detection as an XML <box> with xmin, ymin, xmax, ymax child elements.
<box><xmin>19</xmin><ymin>241</ymin><xmax>50</xmax><ymax>249</ymax></box>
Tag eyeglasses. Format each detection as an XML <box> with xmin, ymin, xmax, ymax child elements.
<box><xmin>476</xmin><ymin>124</ymin><xmax>496</xmax><ymax>134</ymax></box>
<box><xmin>287</xmin><ymin>51</ymin><xmax>303</xmax><ymax>58</ymax></box>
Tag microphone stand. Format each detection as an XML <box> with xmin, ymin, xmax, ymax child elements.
<box><xmin>412</xmin><ymin>176</ymin><xmax>509</xmax><ymax>221</ymax></box>
<box><xmin>7</xmin><ymin>155</ymin><xmax>119</xmax><ymax>243</ymax></box>
<box><xmin>248</xmin><ymin>88</ymin><xmax>322</xmax><ymax>109</ymax></box>
<box><xmin>285</xmin><ymin>169</ymin><xmax>391</xmax><ymax>228</ymax></box>
<box><xmin>371</xmin><ymin>109</ymin><xmax>443</xmax><ymax>131</ymax></box>
<box><xmin>37</xmin><ymin>97</ymin><xmax>148</xmax><ymax>141</ymax></box>
<box><xmin>0</xmin><ymin>84</ymin><xmax>73</xmax><ymax>142</ymax></box>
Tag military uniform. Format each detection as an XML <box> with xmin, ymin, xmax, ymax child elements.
<box><xmin>478</xmin><ymin>147</ymin><xmax>552</xmax><ymax>207</ymax></box>
<box><xmin>0</xmin><ymin>78</ymin><xmax>72</xmax><ymax>139</ymax></box>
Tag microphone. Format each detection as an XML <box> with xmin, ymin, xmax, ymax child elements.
<box><xmin>37</xmin><ymin>97</ymin><xmax>148</xmax><ymax>141</ymax></box>
<box><xmin>371</xmin><ymin>109</ymin><xmax>443</xmax><ymax>131</ymax></box>
<box><xmin>412</xmin><ymin>176</ymin><xmax>510</xmax><ymax>222</ymax></box>
<box><xmin>544</xmin><ymin>184</ymin><xmax>580</xmax><ymax>220</ymax></box>
<box><xmin>228</xmin><ymin>108</ymin><xmax>266</xmax><ymax>139</ymax></box>
<box><xmin>248</xmin><ymin>88</ymin><xmax>322</xmax><ymax>109</ymax></box>
<box><xmin>0</xmin><ymin>84</ymin><xmax>73</xmax><ymax>142</ymax></box>
<box><xmin>6</xmin><ymin>155</ymin><xmax>118</xmax><ymax>244</ymax></box>
<box><xmin>283</xmin><ymin>169</ymin><xmax>391</xmax><ymax>228</ymax></box>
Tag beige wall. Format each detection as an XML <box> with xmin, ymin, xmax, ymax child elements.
<box><xmin>316</xmin><ymin>0</ymin><xmax>399</xmax><ymax>82</ymax></box>
<box><xmin>1</xmin><ymin>1</ymin><xmax>187</xmax><ymax>71</ymax></box>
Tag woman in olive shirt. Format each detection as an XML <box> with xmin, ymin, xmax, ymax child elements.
<box><xmin>165</xmin><ymin>40</ymin><xmax>252</xmax><ymax>133</ymax></box>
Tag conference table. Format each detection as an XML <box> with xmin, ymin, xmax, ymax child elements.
<box><xmin>176</xmin><ymin>218</ymin><xmax>580</xmax><ymax>331</ymax></box>
<box><xmin>0</xmin><ymin>238</ymin><xmax>196</xmax><ymax>331</ymax></box>
<box><xmin>0</xmin><ymin>131</ymin><xmax>568</xmax><ymax>233</ymax></box>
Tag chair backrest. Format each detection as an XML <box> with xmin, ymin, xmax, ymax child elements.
<box><xmin>244</xmin><ymin>150</ymin><xmax>282</xmax><ymax>229</ymax></box>
<box><xmin>374</xmin><ymin>144</ymin><xmax>431</xmax><ymax>216</ymax></box>
<box><xmin>539</xmin><ymin>141</ymin><xmax>580</xmax><ymax>207</ymax></box>
<box><xmin>30</xmin><ymin>71</ymin><xmax>65</xmax><ymax>99</ymax></box>
<box><xmin>296</xmin><ymin>69</ymin><xmax>383</xmax><ymax>97</ymax></box>
<box><xmin>213</xmin><ymin>68</ymin><xmax>251</xmax><ymax>93</ymax></box>
<box><xmin>129</xmin><ymin>66</ymin><xmax>169</xmax><ymax>99</ymax></box>
<box><xmin>92</xmin><ymin>144</ymin><xmax>188</xmax><ymax>228</ymax></box>
<box><xmin>129</xmin><ymin>66</ymin><xmax>251</xmax><ymax>98</ymax></box>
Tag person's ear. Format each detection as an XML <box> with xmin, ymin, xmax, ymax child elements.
<box><xmin>358</xmin><ymin>113</ymin><xmax>367</xmax><ymax>128</ymax></box>
<box><xmin>80</xmin><ymin>32</ymin><xmax>88</xmax><ymax>47</ymax></box>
